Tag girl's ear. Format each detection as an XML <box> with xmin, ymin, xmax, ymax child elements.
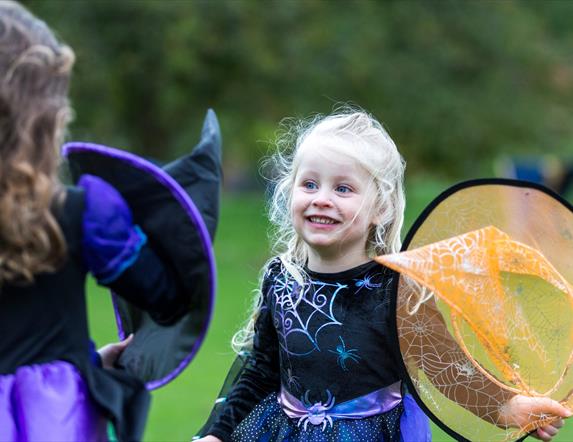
<box><xmin>370</xmin><ymin>209</ymin><xmax>383</xmax><ymax>226</ymax></box>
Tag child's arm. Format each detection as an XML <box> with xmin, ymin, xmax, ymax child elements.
<box><xmin>79</xmin><ymin>174</ymin><xmax>187</xmax><ymax>325</ymax></box>
<box><xmin>197</xmin><ymin>269</ymin><xmax>281</xmax><ymax>441</ymax></box>
<box><xmin>204</xmin><ymin>308</ymin><xmax>280</xmax><ymax>440</ymax></box>
<box><xmin>403</xmin><ymin>295</ymin><xmax>570</xmax><ymax>439</ymax></box>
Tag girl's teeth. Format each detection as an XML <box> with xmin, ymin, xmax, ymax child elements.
<box><xmin>310</xmin><ymin>217</ymin><xmax>334</xmax><ymax>224</ymax></box>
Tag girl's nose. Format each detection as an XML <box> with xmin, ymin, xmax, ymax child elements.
<box><xmin>311</xmin><ymin>192</ymin><xmax>333</xmax><ymax>208</ymax></box>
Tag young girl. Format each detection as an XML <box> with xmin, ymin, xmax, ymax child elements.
<box><xmin>197</xmin><ymin>109</ymin><xmax>569</xmax><ymax>441</ymax></box>
<box><xmin>0</xmin><ymin>2</ymin><xmax>203</xmax><ymax>441</ymax></box>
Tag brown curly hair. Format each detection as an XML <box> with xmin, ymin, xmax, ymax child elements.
<box><xmin>0</xmin><ymin>1</ymin><xmax>75</xmax><ymax>285</ymax></box>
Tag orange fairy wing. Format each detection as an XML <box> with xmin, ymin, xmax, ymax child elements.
<box><xmin>381</xmin><ymin>179</ymin><xmax>573</xmax><ymax>442</ymax></box>
<box><xmin>376</xmin><ymin>225</ymin><xmax>573</xmax><ymax>396</ymax></box>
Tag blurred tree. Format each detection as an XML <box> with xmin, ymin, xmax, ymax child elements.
<box><xmin>24</xmin><ymin>0</ymin><xmax>573</xmax><ymax>183</ymax></box>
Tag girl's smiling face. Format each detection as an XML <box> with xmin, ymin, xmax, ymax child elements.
<box><xmin>291</xmin><ymin>142</ymin><xmax>379</xmax><ymax>271</ymax></box>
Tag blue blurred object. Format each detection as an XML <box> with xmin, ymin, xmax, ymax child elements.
<box><xmin>497</xmin><ymin>155</ymin><xmax>573</xmax><ymax>197</ymax></box>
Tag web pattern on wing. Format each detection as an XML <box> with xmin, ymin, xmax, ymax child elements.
<box><xmin>379</xmin><ymin>223</ymin><xmax>573</xmax><ymax>441</ymax></box>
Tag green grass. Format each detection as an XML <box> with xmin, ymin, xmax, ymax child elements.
<box><xmin>87</xmin><ymin>181</ymin><xmax>573</xmax><ymax>441</ymax></box>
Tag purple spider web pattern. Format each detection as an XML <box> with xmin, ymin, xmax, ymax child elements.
<box><xmin>270</xmin><ymin>266</ymin><xmax>346</xmax><ymax>357</ymax></box>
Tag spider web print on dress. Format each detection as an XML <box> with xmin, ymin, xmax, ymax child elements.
<box><xmin>271</xmin><ymin>266</ymin><xmax>346</xmax><ymax>357</ymax></box>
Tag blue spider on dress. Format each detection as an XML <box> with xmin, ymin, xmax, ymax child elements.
<box><xmin>354</xmin><ymin>273</ymin><xmax>382</xmax><ymax>293</ymax></box>
<box><xmin>329</xmin><ymin>336</ymin><xmax>361</xmax><ymax>371</ymax></box>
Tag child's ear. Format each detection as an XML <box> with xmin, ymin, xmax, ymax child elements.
<box><xmin>371</xmin><ymin>211</ymin><xmax>383</xmax><ymax>226</ymax></box>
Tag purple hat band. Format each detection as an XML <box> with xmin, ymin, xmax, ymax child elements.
<box><xmin>62</xmin><ymin>141</ymin><xmax>216</xmax><ymax>390</ymax></box>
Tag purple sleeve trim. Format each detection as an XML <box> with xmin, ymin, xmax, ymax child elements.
<box><xmin>78</xmin><ymin>174</ymin><xmax>148</xmax><ymax>285</ymax></box>
<box><xmin>98</xmin><ymin>226</ymin><xmax>147</xmax><ymax>284</ymax></box>
<box><xmin>63</xmin><ymin>142</ymin><xmax>216</xmax><ymax>390</ymax></box>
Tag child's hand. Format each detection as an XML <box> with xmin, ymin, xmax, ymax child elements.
<box><xmin>499</xmin><ymin>395</ymin><xmax>571</xmax><ymax>442</ymax></box>
<box><xmin>97</xmin><ymin>334</ymin><xmax>134</xmax><ymax>369</ymax></box>
<box><xmin>193</xmin><ymin>436</ymin><xmax>222</xmax><ymax>442</ymax></box>
<box><xmin>533</xmin><ymin>419</ymin><xmax>564</xmax><ymax>442</ymax></box>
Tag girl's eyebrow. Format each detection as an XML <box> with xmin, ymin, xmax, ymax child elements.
<box><xmin>332</xmin><ymin>174</ymin><xmax>358</xmax><ymax>181</ymax></box>
<box><xmin>297</xmin><ymin>169</ymin><xmax>362</xmax><ymax>184</ymax></box>
<box><xmin>329</xmin><ymin>173</ymin><xmax>363</xmax><ymax>186</ymax></box>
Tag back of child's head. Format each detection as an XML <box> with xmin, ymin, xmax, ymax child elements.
<box><xmin>0</xmin><ymin>1</ymin><xmax>75</xmax><ymax>285</ymax></box>
<box><xmin>267</xmin><ymin>106</ymin><xmax>406</xmax><ymax>271</ymax></box>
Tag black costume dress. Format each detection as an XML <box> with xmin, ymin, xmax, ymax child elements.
<box><xmin>0</xmin><ymin>177</ymin><xmax>185</xmax><ymax>442</ymax></box>
<box><xmin>204</xmin><ymin>258</ymin><xmax>430</xmax><ymax>442</ymax></box>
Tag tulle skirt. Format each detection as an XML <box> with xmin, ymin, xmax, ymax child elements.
<box><xmin>231</xmin><ymin>392</ymin><xmax>431</xmax><ymax>442</ymax></box>
<box><xmin>0</xmin><ymin>361</ymin><xmax>107</xmax><ymax>442</ymax></box>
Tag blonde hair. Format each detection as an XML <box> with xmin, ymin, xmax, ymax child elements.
<box><xmin>232</xmin><ymin>106</ymin><xmax>406</xmax><ymax>352</ymax></box>
<box><xmin>0</xmin><ymin>1</ymin><xmax>75</xmax><ymax>285</ymax></box>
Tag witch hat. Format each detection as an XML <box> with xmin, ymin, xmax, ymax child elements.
<box><xmin>63</xmin><ymin>109</ymin><xmax>221</xmax><ymax>389</ymax></box>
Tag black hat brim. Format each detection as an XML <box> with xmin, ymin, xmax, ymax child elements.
<box><xmin>62</xmin><ymin>110</ymin><xmax>221</xmax><ymax>389</ymax></box>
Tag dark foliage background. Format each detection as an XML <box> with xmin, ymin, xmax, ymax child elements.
<box><xmin>26</xmin><ymin>0</ymin><xmax>573</xmax><ymax>186</ymax></box>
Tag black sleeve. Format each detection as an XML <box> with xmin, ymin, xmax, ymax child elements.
<box><xmin>207</xmin><ymin>277</ymin><xmax>281</xmax><ymax>441</ymax></box>
<box><xmin>105</xmin><ymin>245</ymin><xmax>187</xmax><ymax>326</ymax></box>
<box><xmin>77</xmin><ymin>174</ymin><xmax>187</xmax><ymax>325</ymax></box>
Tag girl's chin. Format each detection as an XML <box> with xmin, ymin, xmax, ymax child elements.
<box><xmin>303</xmin><ymin>239</ymin><xmax>345</xmax><ymax>256</ymax></box>
<box><xmin>305</xmin><ymin>226</ymin><xmax>339</xmax><ymax>235</ymax></box>
<box><xmin>303</xmin><ymin>233</ymin><xmax>337</xmax><ymax>246</ymax></box>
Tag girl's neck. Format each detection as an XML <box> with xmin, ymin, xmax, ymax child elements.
<box><xmin>306</xmin><ymin>249</ymin><xmax>371</xmax><ymax>274</ymax></box>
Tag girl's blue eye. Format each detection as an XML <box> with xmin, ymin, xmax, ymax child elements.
<box><xmin>304</xmin><ymin>181</ymin><xmax>317</xmax><ymax>190</ymax></box>
<box><xmin>336</xmin><ymin>185</ymin><xmax>351</xmax><ymax>193</ymax></box>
